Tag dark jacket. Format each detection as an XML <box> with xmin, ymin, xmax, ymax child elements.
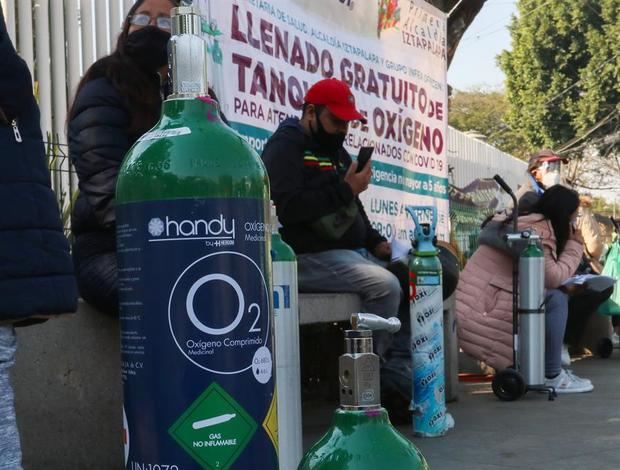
<box><xmin>69</xmin><ymin>75</ymin><xmax>155</xmax><ymax>258</ymax></box>
<box><xmin>69</xmin><ymin>69</ymin><xmax>223</xmax><ymax>252</ymax></box>
<box><xmin>0</xmin><ymin>8</ymin><xmax>77</xmax><ymax>321</ymax></box>
<box><xmin>515</xmin><ymin>174</ymin><xmax>543</xmax><ymax>213</ymax></box>
<box><xmin>262</xmin><ymin>118</ymin><xmax>385</xmax><ymax>254</ymax></box>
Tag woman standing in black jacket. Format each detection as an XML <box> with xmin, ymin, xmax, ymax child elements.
<box><xmin>69</xmin><ymin>0</ymin><xmax>179</xmax><ymax>314</ymax></box>
<box><xmin>1</xmin><ymin>6</ymin><xmax>77</xmax><ymax>467</ymax></box>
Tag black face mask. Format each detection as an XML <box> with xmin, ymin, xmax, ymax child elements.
<box><xmin>311</xmin><ymin>113</ymin><xmax>346</xmax><ymax>153</ymax></box>
<box><xmin>123</xmin><ymin>26</ymin><xmax>171</xmax><ymax>74</ymax></box>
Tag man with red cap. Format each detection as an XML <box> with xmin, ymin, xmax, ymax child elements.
<box><xmin>262</xmin><ymin>78</ymin><xmax>401</xmax><ymax>358</ymax></box>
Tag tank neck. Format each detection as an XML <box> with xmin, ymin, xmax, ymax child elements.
<box><xmin>414</xmin><ymin>249</ymin><xmax>439</xmax><ymax>257</ymax></box>
<box><xmin>270</xmin><ymin>203</ymin><xmax>280</xmax><ymax>234</ymax></box>
<box><xmin>161</xmin><ymin>96</ymin><xmax>222</xmax><ymax>123</ymax></box>
<box><xmin>168</xmin><ymin>5</ymin><xmax>208</xmax><ymax>99</ymax></box>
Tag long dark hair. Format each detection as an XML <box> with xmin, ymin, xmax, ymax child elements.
<box><xmin>530</xmin><ymin>185</ymin><xmax>580</xmax><ymax>255</ymax></box>
<box><xmin>68</xmin><ymin>0</ymin><xmax>179</xmax><ymax>135</ymax></box>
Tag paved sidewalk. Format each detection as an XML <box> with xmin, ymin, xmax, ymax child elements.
<box><xmin>303</xmin><ymin>351</ymin><xmax>620</xmax><ymax>469</ymax></box>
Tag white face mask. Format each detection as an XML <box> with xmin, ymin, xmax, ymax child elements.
<box><xmin>542</xmin><ymin>171</ymin><xmax>561</xmax><ymax>187</ymax></box>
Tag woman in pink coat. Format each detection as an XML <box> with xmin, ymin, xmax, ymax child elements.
<box><xmin>456</xmin><ymin>185</ymin><xmax>593</xmax><ymax>393</ymax></box>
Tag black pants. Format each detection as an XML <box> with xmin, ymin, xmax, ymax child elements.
<box><xmin>72</xmin><ymin>231</ymin><xmax>119</xmax><ymax>315</ymax></box>
<box><xmin>564</xmin><ymin>287</ymin><xmax>614</xmax><ymax>347</ymax></box>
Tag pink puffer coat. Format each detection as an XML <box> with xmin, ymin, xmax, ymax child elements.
<box><xmin>455</xmin><ymin>213</ymin><xmax>583</xmax><ymax>370</ymax></box>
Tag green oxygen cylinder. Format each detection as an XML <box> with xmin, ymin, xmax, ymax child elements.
<box><xmin>269</xmin><ymin>203</ymin><xmax>303</xmax><ymax>469</ymax></box>
<box><xmin>298</xmin><ymin>314</ymin><xmax>429</xmax><ymax>470</ymax></box>
<box><xmin>116</xmin><ymin>6</ymin><xmax>277</xmax><ymax>469</ymax></box>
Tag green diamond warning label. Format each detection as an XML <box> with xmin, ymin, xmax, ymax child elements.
<box><xmin>169</xmin><ymin>383</ymin><xmax>257</xmax><ymax>469</ymax></box>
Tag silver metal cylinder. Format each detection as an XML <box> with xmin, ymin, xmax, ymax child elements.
<box><xmin>519</xmin><ymin>252</ymin><xmax>545</xmax><ymax>386</ymax></box>
<box><xmin>344</xmin><ymin>330</ymin><xmax>373</xmax><ymax>354</ymax></box>
<box><xmin>171</xmin><ymin>6</ymin><xmax>201</xmax><ymax>35</ymax></box>
<box><xmin>168</xmin><ymin>6</ymin><xmax>208</xmax><ymax>99</ymax></box>
<box><xmin>339</xmin><ymin>330</ymin><xmax>380</xmax><ymax>409</ymax></box>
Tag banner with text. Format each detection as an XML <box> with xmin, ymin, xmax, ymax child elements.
<box><xmin>198</xmin><ymin>0</ymin><xmax>449</xmax><ymax>241</ymax></box>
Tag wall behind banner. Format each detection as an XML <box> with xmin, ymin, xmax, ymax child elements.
<box><xmin>197</xmin><ymin>0</ymin><xmax>450</xmax><ymax>240</ymax></box>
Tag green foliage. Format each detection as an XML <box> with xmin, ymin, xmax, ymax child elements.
<box><xmin>499</xmin><ymin>0</ymin><xmax>620</xmax><ymax>151</ymax></box>
<box><xmin>592</xmin><ymin>196</ymin><xmax>616</xmax><ymax>215</ymax></box>
<box><xmin>448</xmin><ymin>88</ymin><xmax>529</xmax><ymax>158</ymax></box>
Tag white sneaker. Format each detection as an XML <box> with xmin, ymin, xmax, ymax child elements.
<box><xmin>545</xmin><ymin>369</ymin><xmax>593</xmax><ymax>394</ymax></box>
<box><xmin>563</xmin><ymin>368</ymin><xmax>592</xmax><ymax>386</ymax></box>
<box><xmin>561</xmin><ymin>344</ymin><xmax>571</xmax><ymax>367</ymax></box>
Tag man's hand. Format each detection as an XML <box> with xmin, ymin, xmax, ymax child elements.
<box><xmin>344</xmin><ymin>161</ymin><xmax>371</xmax><ymax>196</ymax></box>
<box><xmin>372</xmin><ymin>241</ymin><xmax>392</xmax><ymax>261</ymax></box>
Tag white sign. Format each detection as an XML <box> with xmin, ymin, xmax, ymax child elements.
<box><xmin>198</xmin><ymin>0</ymin><xmax>449</xmax><ymax>240</ymax></box>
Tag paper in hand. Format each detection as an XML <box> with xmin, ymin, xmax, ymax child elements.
<box><xmin>561</xmin><ymin>274</ymin><xmax>616</xmax><ymax>293</ymax></box>
<box><xmin>390</xmin><ymin>234</ymin><xmax>411</xmax><ymax>262</ymax></box>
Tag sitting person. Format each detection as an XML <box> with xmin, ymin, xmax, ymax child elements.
<box><xmin>563</xmin><ymin>195</ymin><xmax>613</xmax><ymax>356</ymax></box>
<box><xmin>68</xmin><ymin>0</ymin><xmax>178</xmax><ymax>314</ymax></box>
<box><xmin>516</xmin><ymin>150</ymin><xmax>611</xmax><ymax>359</ymax></box>
<box><xmin>575</xmin><ymin>195</ymin><xmax>604</xmax><ymax>270</ymax></box>
<box><xmin>261</xmin><ymin>78</ymin><xmax>402</xmax><ymax>358</ymax></box>
<box><xmin>456</xmin><ymin>185</ymin><xmax>593</xmax><ymax>393</ymax></box>
<box><xmin>69</xmin><ymin>0</ymin><xmax>227</xmax><ymax>315</ymax></box>
<box><xmin>515</xmin><ymin>149</ymin><xmax>567</xmax><ymax>213</ymax></box>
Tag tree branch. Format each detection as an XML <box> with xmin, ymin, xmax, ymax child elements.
<box><xmin>426</xmin><ymin>0</ymin><xmax>488</xmax><ymax>65</ymax></box>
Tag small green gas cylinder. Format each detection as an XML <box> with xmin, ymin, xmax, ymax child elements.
<box><xmin>116</xmin><ymin>6</ymin><xmax>277</xmax><ymax>469</ymax></box>
<box><xmin>299</xmin><ymin>314</ymin><xmax>429</xmax><ymax>470</ymax></box>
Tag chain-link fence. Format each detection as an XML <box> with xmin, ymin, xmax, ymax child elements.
<box><xmin>449</xmin><ymin>201</ymin><xmax>495</xmax><ymax>267</ymax></box>
<box><xmin>46</xmin><ymin>137</ymin><xmax>77</xmax><ymax>239</ymax></box>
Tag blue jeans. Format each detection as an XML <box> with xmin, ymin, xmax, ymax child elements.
<box><xmin>0</xmin><ymin>326</ymin><xmax>22</xmax><ymax>469</ymax></box>
<box><xmin>297</xmin><ymin>249</ymin><xmax>402</xmax><ymax>357</ymax></box>
<box><xmin>545</xmin><ymin>289</ymin><xmax>569</xmax><ymax>377</ymax></box>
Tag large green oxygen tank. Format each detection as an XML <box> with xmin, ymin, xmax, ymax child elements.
<box><xmin>116</xmin><ymin>6</ymin><xmax>277</xmax><ymax>469</ymax></box>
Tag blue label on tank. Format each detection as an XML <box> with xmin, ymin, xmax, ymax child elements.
<box><xmin>116</xmin><ymin>198</ymin><xmax>277</xmax><ymax>470</ymax></box>
<box><xmin>273</xmin><ymin>284</ymin><xmax>291</xmax><ymax>310</ymax></box>
<box><xmin>417</xmin><ymin>275</ymin><xmax>440</xmax><ymax>286</ymax></box>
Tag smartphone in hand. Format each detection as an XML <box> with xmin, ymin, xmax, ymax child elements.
<box><xmin>356</xmin><ymin>146</ymin><xmax>374</xmax><ymax>173</ymax></box>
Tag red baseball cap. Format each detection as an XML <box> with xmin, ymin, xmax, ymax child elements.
<box><xmin>304</xmin><ymin>78</ymin><xmax>366</xmax><ymax>123</ymax></box>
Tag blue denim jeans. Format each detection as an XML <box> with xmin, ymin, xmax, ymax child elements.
<box><xmin>545</xmin><ymin>289</ymin><xmax>569</xmax><ymax>377</ymax></box>
<box><xmin>297</xmin><ymin>249</ymin><xmax>402</xmax><ymax>357</ymax></box>
<box><xmin>0</xmin><ymin>326</ymin><xmax>22</xmax><ymax>469</ymax></box>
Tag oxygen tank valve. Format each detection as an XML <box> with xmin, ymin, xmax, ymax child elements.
<box><xmin>168</xmin><ymin>4</ymin><xmax>208</xmax><ymax>99</ymax></box>
<box><xmin>351</xmin><ymin>312</ymin><xmax>401</xmax><ymax>333</ymax></box>
<box><xmin>339</xmin><ymin>314</ymin><xmax>401</xmax><ymax>409</ymax></box>
<box><xmin>505</xmin><ymin>231</ymin><xmax>542</xmax><ymax>248</ymax></box>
